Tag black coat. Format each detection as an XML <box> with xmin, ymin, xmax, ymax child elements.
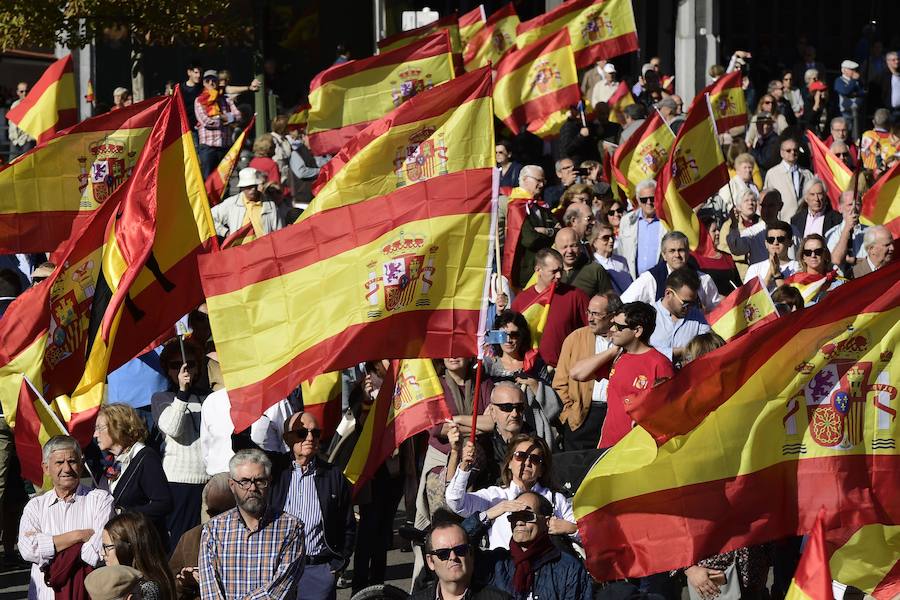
<box><xmin>105</xmin><ymin>446</ymin><xmax>173</xmax><ymax>543</ymax></box>
<box><xmin>270</xmin><ymin>455</ymin><xmax>357</xmax><ymax>572</ymax></box>
<box><xmin>411</xmin><ymin>581</ymin><xmax>511</xmax><ymax>600</ymax></box>
<box><xmin>790</xmin><ymin>207</ymin><xmax>842</xmax><ymax>245</ymax></box>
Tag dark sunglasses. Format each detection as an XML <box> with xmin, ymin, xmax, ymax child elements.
<box><xmin>607</xmin><ymin>208</ymin><xmax>624</xmax><ymax>216</ymax></box>
<box><xmin>512</xmin><ymin>450</ymin><xmax>544</xmax><ymax>465</ymax></box>
<box><xmin>802</xmin><ymin>248</ymin><xmax>825</xmax><ymax>257</ymax></box>
<box><xmin>609</xmin><ymin>321</ymin><xmax>633</xmax><ymax>331</ymax></box>
<box><xmin>598</xmin><ymin>234</ymin><xmax>615</xmax><ymax>241</ymax></box>
<box><xmin>493</xmin><ymin>403</ymin><xmax>526</xmax><ymax>413</ymax></box>
<box><xmin>834</xmin><ymin>152</ymin><xmax>849</xmax><ymax>158</ymax></box>
<box><xmin>429</xmin><ymin>543</ymin><xmax>470</xmax><ymax>560</ymax></box>
<box><xmin>507</xmin><ymin>510</ymin><xmax>538</xmax><ymax>524</ymax></box>
<box><xmin>286</xmin><ymin>427</ymin><xmax>322</xmax><ymax>441</ymax></box>
<box><xmin>766</xmin><ymin>235</ymin><xmax>788</xmax><ymax>244</ymax></box>
<box><xmin>638</xmin><ymin>196</ymin><xmax>655</xmax><ymax>204</ymax></box>
<box><xmin>168</xmin><ymin>360</ymin><xmax>197</xmax><ymax>370</ymax></box>
<box><xmin>505</xmin><ymin>331</ymin><xmax>521</xmax><ymax>339</ymax></box>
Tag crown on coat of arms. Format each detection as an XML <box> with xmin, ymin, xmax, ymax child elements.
<box><xmin>381</xmin><ymin>233</ymin><xmax>426</xmax><ymax>256</ymax></box>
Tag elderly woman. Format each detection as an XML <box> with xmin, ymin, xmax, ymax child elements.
<box><xmin>589</xmin><ymin>223</ymin><xmax>632</xmax><ymax>294</ymax></box>
<box><xmin>745</xmin><ymin>94</ymin><xmax>789</xmax><ymax>147</ymax></box>
<box><xmin>102</xmin><ymin>512</ymin><xmax>177</xmax><ymax>600</ymax></box>
<box><xmin>719</xmin><ymin>188</ymin><xmax>761</xmax><ymax>276</ymax></box>
<box><xmin>711</xmin><ymin>153</ymin><xmax>760</xmax><ymax>220</ymax></box>
<box><xmin>445</xmin><ymin>432</ymin><xmax>576</xmax><ymax>550</ymax></box>
<box><xmin>94</xmin><ymin>404</ymin><xmax>172</xmax><ymax>543</ymax></box>
<box><xmin>151</xmin><ymin>338</ymin><xmax>211</xmax><ymax>550</ymax></box>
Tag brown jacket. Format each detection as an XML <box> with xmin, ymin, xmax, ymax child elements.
<box><xmin>552</xmin><ymin>326</ymin><xmax>600</xmax><ymax>431</ymax></box>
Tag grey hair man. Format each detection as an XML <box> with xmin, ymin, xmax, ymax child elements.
<box><xmin>518</xmin><ymin>165</ymin><xmax>546</xmax><ymax>197</ymax></box>
<box><xmin>617</xmin><ymin>178</ymin><xmax>664</xmax><ymax>278</ymax></box>
<box><xmin>825</xmin><ymin>190</ymin><xmax>865</xmax><ymax>270</ymax></box>
<box><xmin>852</xmin><ymin>225</ymin><xmax>894</xmax><ymax>278</ymax></box>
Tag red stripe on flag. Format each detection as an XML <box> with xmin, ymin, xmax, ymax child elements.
<box><xmin>496</xmin><ymin>28</ymin><xmax>571</xmax><ymax>77</ymax></box>
<box><xmin>573</xmin><ymin>33</ymin><xmax>640</xmax><ymax>69</ymax></box>
<box><xmin>6</xmin><ymin>54</ymin><xmax>76</xmax><ymax>141</ymax></box>
<box><xmin>501</xmin><ymin>85</ymin><xmax>581</xmax><ymax>132</ymax></box>
<box><xmin>515</xmin><ymin>0</ymin><xmax>591</xmax><ymax>34</ymax></box>
<box><xmin>12</xmin><ymin>380</ymin><xmax>46</xmax><ymax>485</ymax></box>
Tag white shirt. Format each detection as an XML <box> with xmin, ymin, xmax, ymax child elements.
<box><xmin>621</xmin><ymin>268</ymin><xmax>722</xmax><ymax>312</ymax></box>
<box><xmin>649</xmin><ymin>300</ymin><xmax>711</xmax><ymax>362</ymax></box>
<box><xmin>803</xmin><ymin>212</ymin><xmax>826</xmax><ymax>238</ymax></box>
<box><xmin>744</xmin><ymin>259</ymin><xmax>800</xmax><ymax>289</ymax></box>
<box><xmin>445</xmin><ymin>469</ymin><xmax>575</xmax><ymax>550</ymax></box>
<box><xmin>824</xmin><ymin>222</ymin><xmax>867</xmax><ymax>259</ymax></box>
<box><xmin>109</xmin><ymin>442</ymin><xmax>145</xmax><ymax>494</ymax></box>
<box><xmin>594</xmin><ymin>252</ymin><xmax>629</xmax><ymax>274</ymax></box>
<box><xmin>250</xmin><ymin>399</ymin><xmax>294</xmax><ymax>454</ymax></box>
<box><xmin>18</xmin><ymin>485</ymin><xmax>115</xmax><ymax>600</ymax></box>
<box><xmin>592</xmin><ymin>335</ymin><xmax>614</xmax><ymax>402</ymax></box>
<box><xmin>590</xmin><ymin>79</ymin><xmax>619</xmax><ymax>106</ymax></box>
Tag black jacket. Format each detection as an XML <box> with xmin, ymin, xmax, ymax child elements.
<box><xmin>790</xmin><ymin>207</ymin><xmax>842</xmax><ymax>245</ymax></box>
<box><xmin>411</xmin><ymin>581</ymin><xmax>511</xmax><ymax>600</ymax></box>
<box><xmin>270</xmin><ymin>455</ymin><xmax>356</xmax><ymax>572</ymax></box>
<box><xmin>105</xmin><ymin>446</ymin><xmax>173</xmax><ymax>543</ymax></box>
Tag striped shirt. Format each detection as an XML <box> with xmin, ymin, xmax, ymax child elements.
<box><xmin>283</xmin><ymin>460</ymin><xmax>326</xmax><ymax>556</ymax></box>
<box><xmin>18</xmin><ymin>485</ymin><xmax>116</xmax><ymax>600</ymax></box>
<box><xmin>199</xmin><ymin>507</ymin><xmax>305</xmax><ymax>600</ymax></box>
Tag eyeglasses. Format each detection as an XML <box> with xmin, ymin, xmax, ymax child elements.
<box><xmin>638</xmin><ymin>196</ymin><xmax>655</xmax><ymax>204</ymax></box>
<box><xmin>525</xmin><ymin>175</ymin><xmax>546</xmax><ymax>184</ymax></box>
<box><xmin>761</xmin><ymin>100</ymin><xmax>773</xmax><ymax>105</ymax></box>
<box><xmin>428</xmin><ymin>543</ymin><xmax>470</xmax><ymax>560</ymax></box>
<box><xmin>507</xmin><ymin>510</ymin><xmax>538</xmax><ymax>524</ymax></box>
<box><xmin>802</xmin><ymin>247</ymin><xmax>825</xmax><ymax>257</ymax></box>
<box><xmin>766</xmin><ymin>235</ymin><xmax>788</xmax><ymax>244</ymax></box>
<box><xmin>286</xmin><ymin>427</ymin><xmax>321</xmax><ymax>441</ymax></box>
<box><xmin>493</xmin><ymin>403</ymin><xmax>526</xmax><ymax>413</ymax></box>
<box><xmin>17</xmin><ymin>88</ymin><xmax>27</xmax><ymax>95</ymax></box>
<box><xmin>606</xmin><ymin>208</ymin><xmax>624</xmax><ymax>216</ymax></box>
<box><xmin>168</xmin><ymin>360</ymin><xmax>197</xmax><ymax>370</ymax></box>
<box><xmin>609</xmin><ymin>321</ymin><xmax>632</xmax><ymax>331</ymax></box>
<box><xmin>512</xmin><ymin>450</ymin><xmax>544</xmax><ymax>465</ymax></box>
<box><xmin>94</xmin><ymin>424</ymin><xmax>108</xmax><ymax>433</ymax></box>
<box><xmin>834</xmin><ymin>152</ymin><xmax>849</xmax><ymax>158</ymax></box>
<box><xmin>504</xmin><ymin>329</ymin><xmax>521</xmax><ymax>339</ymax></box>
<box><xmin>667</xmin><ymin>288</ymin><xmax>699</xmax><ymax>307</ymax></box>
<box><xmin>598</xmin><ymin>234</ymin><xmax>615</xmax><ymax>242</ymax></box>
<box><xmin>101</xmin><ymin>543</ymin><xmax>116</xmax><ymax>555</ymax></box>
<box><xmin>587</xmin><ymin>310</ymin><xmax>610</xmax><ymax>319</ymax></box>
<box><xmin>231</xmin><ymin>477</ymin><xmax>270</xmax><ymax>490</ymax></box>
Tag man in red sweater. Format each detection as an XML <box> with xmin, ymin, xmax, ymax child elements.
<box><xmin>511</xmin><ymin>248</ymin><xmax>590</xmax><ymax>368</ymax></box>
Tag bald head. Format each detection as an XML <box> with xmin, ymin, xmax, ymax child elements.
<box><xmin>564</xmin><ymin>203</ymin><xmax>594</xmax><ymax>240</ymax></box>
<box><xmin>554</xmin><ymin>227</ymin><xmax>581</xmax><ymax>268</ymax></box>
<box><xmin>204</xmin><ymin>473</ymin><xmax>236</xmax><ymax>517</ymax></box>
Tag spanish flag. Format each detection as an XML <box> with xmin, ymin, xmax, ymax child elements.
<box><xmin>459</xmin><ymin>5</ymin><xmax>486</xmax><ymax>48</ymax></box>
<box><xmin>703</xmin><ymin>70</ymin><xmax>748</xmax><ymax>132</ymax></box>
<box><xmin>0</xmin><ymin>96</ymin><xmax>168</xmax><ymax>253</ymax></box>
<box><xmin>607</xmin><ymin>81</ymin><xmax>635</xmax><ymax>125</ymax></box>
<box><xmin>785</xmin><ymin>509</ymin><xmax>835</xmax><ymax>600</ymax></box>
<box><xmin>518</xmin><ymin>282</ymin><xmax>555</xmax><ymax>349</ymax></box>
<box><xmin>707</xmin><ymin>277</ymin><xmax>777</xmax><ymax>341</ymax></box>
<box><xmin>13</xmin><ymin>376</ymin><xmax>69</xmax><ymax>487</ymax></box>
<box><xmin>527</xmin><ymin>109</ymin><xmax>571</xmax><ymax>139</ymax></box>
<box><xmin>300</xmin><ymin>371</ymin><xmax>343</xmax><ymax>440</ymax></box>
<box><xmin>862</xmin><ymin>159</ymin><xmax>900</xmax><ymax>237</ymax></box>
<box><xmin>502</xmin><ymin>187</ymin><xmax>536</xmax><ymax>287</ymax></box>
<box><xmin>515</xmin><ymin>0</ymin><xmax>639</xmax><ymax>69</ymax></box>
<box><xmin>6</xmin><ymin>54</ymin><xmax>77</xmax><ymax>144</ymax></box>
<box><xmin>806</xmin><ymin>131</ymin><xmax>851</xmax><ymax>211</ymax></box>
<box><xmin>493</xmin><ymin>29</ymin><xmax>579</xmax><ymax>134</ymax></box>
<box><xmin>344</xmin><ymin>359</ymin><xmax>451</xmax><ymax>493</ymax></box>
<box><xmin>221</xmin><ymin>221</ymin><xmax>256</xmax><ymax>249</ymax></box>
<box><xmin>199</xmin><ymin>69</ymin><xmax>496</xmax><ymax>433</ymax></box>
<box><xmin>287</xmin><ymin>103</ymin><xmax>309</xmax><ymax>131</ymax></box>
<box><xmin>307</xmin><ymin>31</ymin><xmax>455</xmax><ymax>155</ymax></box>
<box><xmin>205</xmin><ymin>116</ymin><xmax>255</xmax><ymax>206</ymax></box>
<box><xmin>783</xmin><ymin>271</ymin><xmax>844</xmax><ymax>306</ymax></box>
<box><xmin>654</xmin><ymin>94</ymin><xmax>730</xmax><ymax>263</ymax></box>
<box><xmin>611</xmin><ymin>108</ymin><xmax>674</xmax><ymax>199</ymax></box>
<box><xmin>828</xmin><ymin>523</ymin><xmax>900</xmax><ymax>599</ymax></box>
<box><xmin>573</xmin><ymin>264</ymin><xmax>900</xmax><ymax>581</ymax></box>
<box><xmin>378</xmin><ymin>12</ymin><xmax>463</xmax><ymax>55</ymax></box>
<box><xmin>464</xmin><ymin>3</ymin><xmax>519</xmax><ymax>72</ymax></box>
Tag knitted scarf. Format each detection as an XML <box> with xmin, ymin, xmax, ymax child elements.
<box><xmin>508</xmin><ymin>532</ymin><xmax>555</xmax><ymax>594</ymax></box>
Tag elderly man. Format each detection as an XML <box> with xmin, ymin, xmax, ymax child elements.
<box><xmin>589</xmin><ymin>62</ymin><xmax>619</xmax><ymax>106</ymax></box>
<box><xmin>621</xmin><ymin>231</ymin><xmax>722</xmax><ymax>312</ymax></box>
<box><xmin>825</xmin><ymin>191</ymin><xmax>866</xmax><ymax>271</ymax></box>
<box><xmin>852</xmin><ymin>225</ymin><xmax>894</xmax><ymax>278</ymax></box>
<box><xmin>763</xmin><ymin>137</ymin><xmax>814</xmax><ymax>219</ymax></box>
<box><xmin>511</xmin><ymin>248</ymin><xmax>590</xmax><ymax>368</ymax></box>
<box><xmin>19</xmin><ymin>436</ymin><xmax>115</xmax><ymax>600</ymax></box>
<box><xmin>199</xmin><ymin>449</ymin><xmax>305</xmax><ymax>600</ymax></box>
<box><xmin>790</xmin><ymin>178</ymin><xmax>840</xmax><ymax>243</ymax></box>
<box><xmin>553</xmin><ymin>292</ymin><xmax>623</xmax><ymax>450</ymax></box>
<box><xmin>543</xmin><ymin>158</ymin><xmax>578</xmax><ymax>209</ymax></box>
<box><xmin>553</xmin><ymin>227</ymin><xmax>611</xmax><ymax>298</ymax></box>
<box><xmin>825</xmin><ymin>117</ymin><xmax>859</xmax><ymax>164</ymax></box>
<box><xmin>562</xmin><ymin>202</ymin><xmax>594</xmax><ymax>244</ymax></box>
<box><xmin>509</xmin><ymin>165</ymin><xmax>556</xmax><ymax>290</ymax></box>
<box><xmin>834</xmin><ymin>60</ymin><xmax>865</xmax><ymax>135</ymax></box>
<box><xmin>211</xmin><ymin>167</ymin><xmax>285</xmax><ymax>239</ymax></box>
<box><xmin>271</xmin><ymin>412</ymin><xmax>355</xmax><ymax>600</ymax></box>
<box><xmin>650</xmin><ymin>268</ymin><xmax>711</xmax><ymax>365</ymax></box>
<box><xmin>617</xmin><ymin>179</ymin><xmax>666</xmax><ymax>278</ymax></box>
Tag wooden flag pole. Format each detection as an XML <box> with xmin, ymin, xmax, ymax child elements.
<box><xmin>469</xmin><ymin>358</ymin><xmax>483</xmax><ymax>444</ymax></box>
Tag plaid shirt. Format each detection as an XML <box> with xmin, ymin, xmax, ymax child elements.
<box><xmin>194</xmin><ymin>95</ymin><xmax>242</xmax><ymax>148</ymax></box>
<box><xmin>199</xmin><ymin>507</ymin><xmax>305</xmax><ymax>600</ymax></box>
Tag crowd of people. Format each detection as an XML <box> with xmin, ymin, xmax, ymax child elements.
<box><xmin>0</xmin><ymin>17</ymin><xmax>898</xmax><ymax>600</ymax></box>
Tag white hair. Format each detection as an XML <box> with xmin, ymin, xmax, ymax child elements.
<box><xmin>228</xmin><ymin>449</ymin><xmax>272</xmax><ymax>478</ymax></box>
<box><xmin>863</xmin><ymin>225</ymin><xmax>890</xmax><ymax>251</ymax></box>
<box><xmin>661</xmin><ymin>230</ymin><xmax>689</xmax><ymax>252</ymax></box>
<box><xmin>42</xmin><ymin>435</ymin><xmax>82</xmax><ymax>464</ymax></box>
<box><xmin>518</xmin><ymin>165</ymin><xmax>543</xmax><ymax>188</ymax></box>
<box><xmin>802</xmin><ymin>177</ymin><xmax>827</xmax><ymax>197</ymax></box>
<box><xmin>634</xmin><ymin>179</ymin><xmax>657</xmax><ymax>197</ymax></box>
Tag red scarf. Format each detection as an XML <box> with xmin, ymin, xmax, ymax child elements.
<box><xmin>508</xmin><ymin>532</ymin><xmax>555</xmax><ymax>594</ymax></box>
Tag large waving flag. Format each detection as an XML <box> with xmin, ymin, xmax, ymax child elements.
<box><xmin>611</xmin><ymin>109</ymin><xmax>674</xmax><ymax>199</ymax></box>
<box><xmin>493</xmin><ymin>29</ymin><xmax>579</xmax><ymax>134</ymax></box>
<box><xmin>573</xmin><ymin>264</ymin><xmax>900</xmax><ymax>581</ymax></box>
<box><xmin>199</xmin><ymin>68</ymin><xmax>496</xmax><ymax>433</ymax></box>
<box><xmin>205</xmin><ymin>116</ymin><xmax>255</xmax><ymax>206</ymax></box>
<box><xmin>377</xmin><ymin>13</ymin><xmax>462</xmax><ymax>55</ymax></box>
<box><xmin>806</xmin><ymin>131</ymin><xmax>852</xmax><ymax>211</ymax></box>
<box><xmin>654</xmin><ymin>94</ymin><xmax>731</xmax><ymax>265</ymax></box>
<box><xmin>829</xmin><ymin>523</ymin><xmax>900</xmax><ymax>599</ymax></box>
<box><xmin>464</xmin><ymin>3</ymin><xmax>520</xmax><ymax>72</ymax></box>
<box><xmin>307</xmin><ymin>31</ymin><xmax>455</xmax><ymax>155</ymax></box>
<box><xmin>0</xmin><ymin>97</ymin><xmax>168</xmax><ymax>253</ymax></box>
<box><xmin>6</xmin><ymin>54</ymin><xmax>77</xmax><ymax>144</ymax></box>
<box><xmin>515</xmin><ymin>0</ymin><xmax>638</xmax><ymax>69</ymax></box>
<box><xmin>707</xmin><ymin>277</ymin><xmax>777</xmax><ymax>342</ymax></box>
<box><xmin>861</xmin><ymin>160</ymin><xmax>900</xmax><ymax>237</ymax></box>
<box><xmin>344</xmin><ymin>359</ymin><xmax>451</xmax><ymax>493</ymax></box>
<box><xmin>704</xmin><ymin>70</ymin><xmax>748</xmax><ymax>132</ymax></box>
<box><xmin>501</xmin><ymin>187</ymin><xmax>536</xmax><ymax>287</ymax></box>
<box><xmin>785</xmin><ymin>509</ymin><xmax>835</xmax><ymax>600</ymax></box>
<box><xmin>458</xmin><ymin>5</ymin><xmax>486</xmax><ymax>48</ymax></box>
<box><xmin>607</xmin><ymin>81</ymin><xmax>635</xmax><ymax>125</ymax></box>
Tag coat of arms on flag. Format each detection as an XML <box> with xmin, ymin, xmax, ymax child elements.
<box><xmin>580</xmin><ymin>8</ymin><xmax>615</xmax><ymax>43</ymax></box>
<box><xmin>393</xmin><ymin>126</ymin><xmax>449</xmax><ymax>187</ymax></box>
<box><xmin>638</xmin><ymin>143</ymin><xmax>668</xmax><ymax>176</ymax></box>
<box><xmin>390</xmin><ymin>65</ymin><xmax>436</xmax><ymax>108</ymax></box>
<box><xmin>78</xmin><ymin>138</ymin><xmax>138</xmax><ymax>206</ymax></box>
<box><xmin>528</xmin><ymin>58</ymin><xmax>563</xmax><ymax>97</ymax></box>
<box><xmin>365</xmin><ymin>233</ymin><xmax>438</xmax><ymax>317</ymax></box>
<box><xmin>671</xmin><ymin>147</ymin><xmax>701</xmax><ymax>189</ymax></box>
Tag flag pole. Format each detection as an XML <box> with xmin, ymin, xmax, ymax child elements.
<box><xmin>469</xmin><ymin>360</ymin><xmax>483</xmax><ymax>444</ymax></box>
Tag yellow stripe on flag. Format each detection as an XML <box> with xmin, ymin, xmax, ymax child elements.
<box><xmin>493</xmin><ymin>42</ymin><xmax>578</xmax><ymax>126</ymax></box>
<box><xmin>829</xmin><ymin>524</ymin><xmax>900</xmax><ymax>596</ymax></box>
<box><xmin>14</xmin><ymin>73</ymin><xmax>77</xmax><ymax>142</ymax></box>
<box><xmin>0</xmin><ymin>336</ymin><xmax>47</xmax><ymax>429</ymax></box>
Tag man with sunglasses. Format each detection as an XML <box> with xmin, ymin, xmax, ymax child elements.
<box><xmin>743</xmin><ymin>220</ymin><xmax>800</xmax><ymax>289</ymax></box>
<box><xmin>270</xmin><ymin>412</ymin><xmax>355</xmax><ymax>600</ymax></box>
<box><xmin>649</xmin><ymin>269</ymin><xmax>711</xmax><ymax>365</ymax></box>
<box><xmin>8</xmin><ymin>81</ymin><xmax>36</xmax><ymax>161</ymax></box>
<box><xmin>762</xmin><ymin>137</ymin><xmax>813</xmax><ymax>219</ymax></box>
<box><xmin>616</xmin><ymin>179</ymin><xmax>666</xmax><ymax>279</ymax></box>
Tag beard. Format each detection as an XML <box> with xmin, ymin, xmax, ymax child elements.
<box><xmin>238</xmin><ymin>492</ymin><xmax>266</xmax><ymax>516</ymax></box>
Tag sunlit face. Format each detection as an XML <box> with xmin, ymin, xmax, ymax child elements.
<box><xmin>739</xmin><ymin>193</ymin><xmax>759</xmax><ymax>218</ymax></box>
<box><xmin>736</xmin><ymin>161</ymin><xmax>754</xmax><ymax>182</ymax></box>
<box><xmin>187</xmin><ymin>67</ymin><xmax>201</xmax><ymax>84</ymax></box>
<box><xmin>43</xmin><ymin>448</ymin><xmax>82</xmax><ymax>494</ymax></box>
<box><xmin>805</xmin><ymin>183</ymin><xmax>826</xmax><ymax>214</ymax></box>
<box><xmin>765</xmin><ymin>229</ymin><xmax>790</xmax><ymax>257</ymax></box>
<box><xmin>606</xmin><ymin>202</ymin><xmax>624</xmax><ymax>227</ymax></box>
<box><xmin>535</xmin><ymin>256</ymin><xmax>563</xmax><ymax>288</ymax></box>
<box><xmin>587</xmin><ymin>296</ymin><xmax>612</xmax><ymax>336</ymax></box>
<box><xmin>500</xmin><ymin>322</ymin><xmax>523</xmax><ymax>356</ymax></box>
<box><xmin>661</xmin><ymin>239</ymin><xmax>689</xmax><ymax>270</ymax></box>
<box><xmin>495</xmin><ymin>145</ymin><xmax>510</xmax><ymax>166</ymax></box>
<box><xmin>868</xmin><ymin>230</ymin><xmax>894</xmax><ymax>267</ymax></box>
<box><xmin>555</xmin><ymin>232</ymin><xmax>580</xmax><ymax>268</ymax></box>
<box><xmin>94</xmin><ymin>415</ymin><xmax>114</xmax><ymax>452</ymax></box>
<box><xmin>664</xmin><ymin>284</ymin><xmax>700</xmax><ymax>319</ymax></box>
<box><xmin>508</xmin><ymin>441</ymin><xmax>544</xmax><ymax>486</ymax></box>
<box><xmin>831</xmin><ymin>121</ymin><xmax>849</xmax><ymax>142</ymax></box>
<box><xmin>592</xmin><ymin>227</ymin><xmax>616</xmax><ymax>257</ymax></box>
<box><xmin>802</xmin><ymin>240</ymin><xmax>827</xmax><ymax>274</ymax></box>
<box><xmin>780</xmin><ymin>141</ymin><xmax>800</xmax><ymax>165</ymax></box>
<box><xmin>636</xmin><ymin>188</ymin><xmax>656</xmax><ymax>219</ymax></box>
<box><xmin>101</xmin><ymin>530</ymin><xmax>119</xmax><ymax>565</ymax></box>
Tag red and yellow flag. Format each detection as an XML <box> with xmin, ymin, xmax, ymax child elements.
<box><xmin>785</xmin><ymin>509</ymin><xmax>835</xmax><ymax>600</ymax></box>
<box><xmin>494</xmin><ymin>29</ymin><xmax>579</xmax><ymax>134</ymax></box>
<box><xmin>707</xmin><ymin>277</ymin><xmax>777</xmax><ymax>342</ymax></box>
<box><xmin>307</xmin><ymin>31</ymin><xmax>455</xmax><ymax>155</ymax></box>
<box><xmin>13</xmin><ymin>376</ymin><xmax>69</xmax><ymax>487</ymax></box>
<box><xmin>783</xmin><ymin>271</ymin><xmax>844</xmax><ymax>306</ymax></box>
<box><xmin>861</xmin><ymin>159</ymin><xmax>900</xmax><ymax>237</ymax></box>
<box><xmin>378</xmin><ymin>12</ymin><xmax>463</xmax><ymax>55</ymax></box>
<box><xmin>806</xmin><ymin>131</ymin><xmax>852</xmax><ymax>211</ymax></box>
<box><xmin>464</xmin><ymin>3</ymin><xmax>519</xmax><ymax>71</ymax></box>
<box><xmin>573</xmin><ymin>264</ymin><xmax>900</xmax><ymax>581</ymax></box>
<box><xmin>654</xmin><ymin>94</ymin><xmax>730</xmax><ymax>263</ymax></box>
<box><xmin>199</xmin><ymin>69</ymin><xmax>496</xmax><ymax>433</ymax></box>
<box><xmin>287</xmin><ymin>103</ymin><xmax>310</xmax><ymax>131</ymax></box>
<box><xmin>828</xmin><ymin>523</ymin><xmax>900</xmax><ymax>599</ymax></box>
<box><xmin>611</xmin><ymin>109</ymin><xmax>674</xmax><ymax>199</ymax></box>
<box><xmin>459</xmin><ymin>5</ymin><xmax>486</xmax><ymax>48</ymax></box>
<box><xmin>704</xmin><ymin>70</ymin><xmax>748</xmax><ymax>132</ymax></box>
<box><xmin>300</xmin><ymin>371</ymin><xmax>342</xmax><ymax>440</ymax></box>
<box><xmin>220</xmin><ymin>221</ymin><xmax>256</xmax><ymax>249</ymax></box>
<box><xmin>6</xmin><ymin>54</ymin><xmax>77</xmax><ymax>143</ymax></box>
<box><xmin>515</xmin><ymin>0</ymin><xmax>638</xmax><ymax>69</ymax></box>
<box><xmin>344</xmin><ymin>359</ymin><xmax>451</xmax><ymax>493</ymax></box>
<box><xmin>502</xmin><ymin>187</ymin><xmax>536</xmax><ymax>288</ymax></box>
<box><xmin>205</xmin><ymin>116</ymin><xmax>255</xmax><ymax>206</ymax></box>
<box><xmin>0</xmin><ymin>97</ymin><xmax>168</xmax><ymax>253</ymax></box>
<box><xmin>518</xmin><ymin>282</ymin><xmax>555</xmax><ymax>349</ymax></box>
<box><xmin>607</xmin><ymin>81</ymin><xmax>635</xmax><ymax>125</ymax></box>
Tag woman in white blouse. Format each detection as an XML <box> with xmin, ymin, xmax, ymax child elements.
<box><xmin>444</xmin><ymin>432</ymin><xmax>577</xmax><ymax>550</ymax></box>
<box><xmin>590</xmin><ymin>223</ymin><xmax>632</xmax><ymax>295</ymax></box>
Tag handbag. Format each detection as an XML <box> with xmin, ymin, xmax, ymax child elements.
<box><xmin>687</xmin><ymin>560</ymin><xmax>741</xmax><ymax>600</ymax></box>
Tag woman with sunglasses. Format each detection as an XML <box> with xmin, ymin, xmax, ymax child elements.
<box><xmin>588</xmin><ymin>224</ymin><xmax>632</xmax><ymax>294</ymax></box>
<box><xmin>599</xmin><ymin>199</ymin><xmax>625</xmax><ymax>237</ymax></box>
<box><xmin>94</xmin><ymin>404</ymin><xmax>172</xmax><ymax>544</ymax></box>
<box><xmin>150</xmin><ymin>338</ymin><xmax>212</xmax><ymax>550</ymax></box>
<box><xmin>745</xmin><ymin>94</ymin><xmax>788</xmax><ymax>148</ymax></box>
<box><xmin>795</xmin><ymin>234</ymin><xmax>845</xmax><ymax>305</ymax></box>
<box><xmin>445</xmin><ymin>432</ymin><xmax>576</xmax><ymax>550</ymax></box>
<box><xmin>101</xmin><ymin>512</ymin><xmax>177</xmax><ymax>600</ymax></box>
